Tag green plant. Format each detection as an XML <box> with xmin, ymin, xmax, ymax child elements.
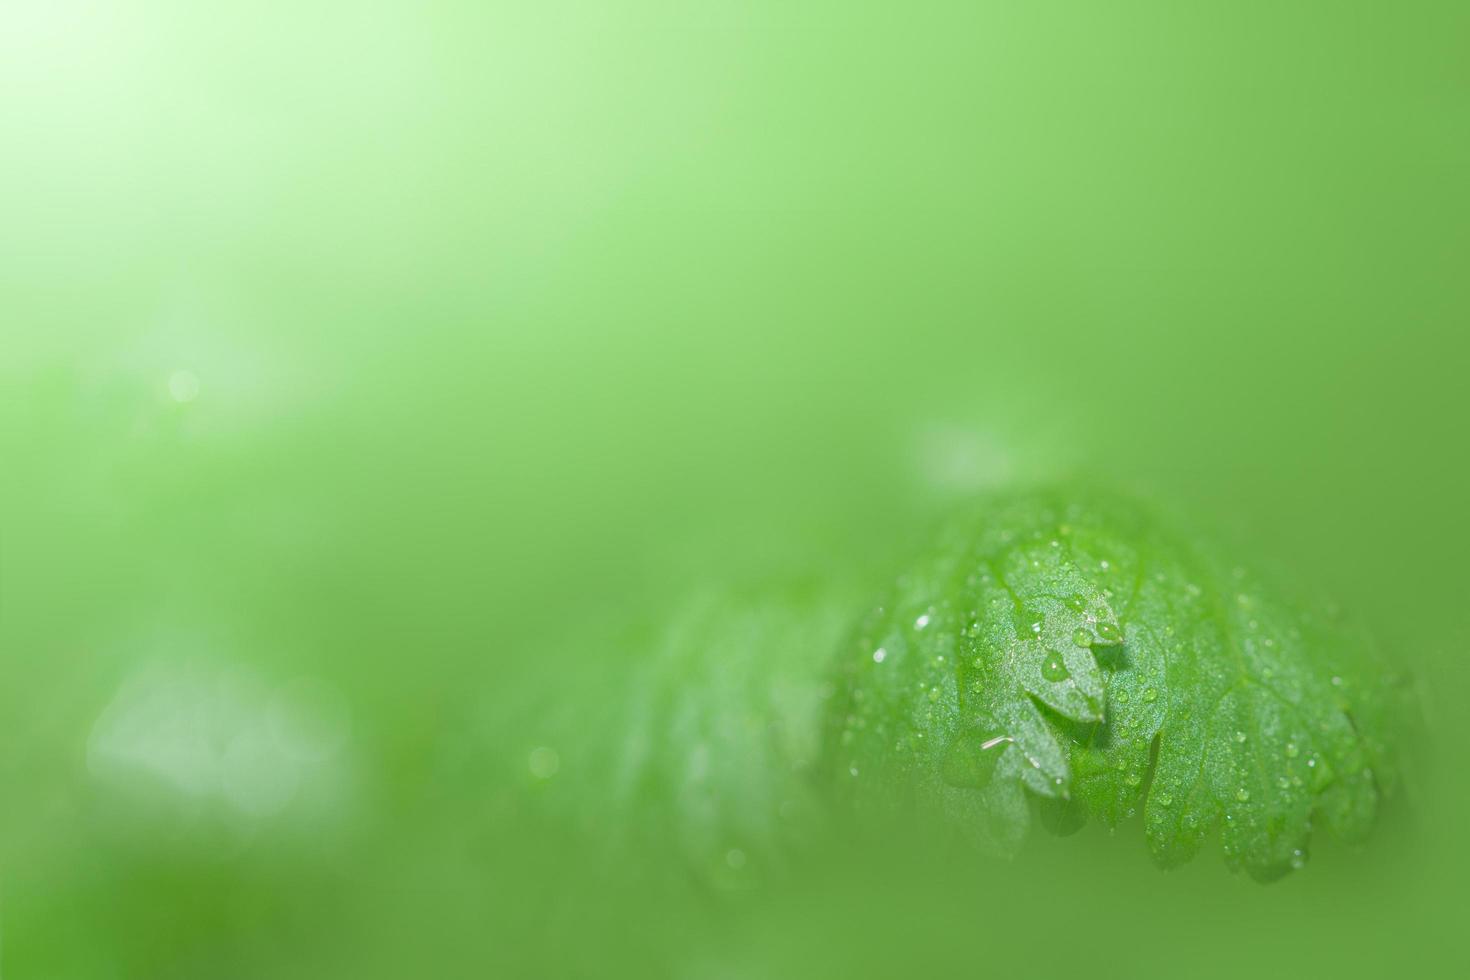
<box><xmin>825</xmin><ymin>489</ymin><xmax>1408</xmax><ymax>881</ymax></box>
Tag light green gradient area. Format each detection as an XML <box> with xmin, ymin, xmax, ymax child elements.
<box><xmin>2</xmin><ymin>2</ymin><xmax>1466</xmax><ymax>977</ymax></box>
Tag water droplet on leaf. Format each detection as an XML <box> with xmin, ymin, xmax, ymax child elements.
<box><xmin>1041</xmin><ymin>653</ymin><xmax>1070</xmax><ymax>683</ymax></box>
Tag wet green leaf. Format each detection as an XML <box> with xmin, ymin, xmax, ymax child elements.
<box><xmin>824</xmin><ymin>489</ymin><xmax>1409</xmax><ymax>881</ymax></box>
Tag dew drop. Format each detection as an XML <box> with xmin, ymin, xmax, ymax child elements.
<box><xmin>1071</xmin><ymin>628</ymin><xmax>1092</xmax><ymax>648</ymax></box>
<box><xmin>872</xmin><ymin>647</ymin><xmax>887</xmax><ymax>664</ymax></box>
<box><xmin>1095</xmin><ymin>621</ymin><xmax>1122</xmax><ymax>644</ymax></box>
<box><xmin>168</xmin><ymin>369</ymin><xmax>200</xmax><ymax>403</ymax></box>
<box><xmin>1234</xmin><ymin>730</ymin><xmax>1248</xmax><ymax>743</ymax></box>
<box><xmin>1157</xmin><ymin>792</ymin><xmax>1174</xmax><ymax>807</ymax></box>
<box><xmin>1065</xmin><ymin>594</ymin><xmax>1088</xmax><ymax>613</ymax></box>
<box><xmin>1143</xmin><ymin>687</ymin><xmax>1158</xmax><ymax>703</ymax></box>
<box><xmin>914</xmin><ymin>613</ymin><xmax>931</xmax><ymax>631</ymax></box>
<box><xmin>1235</xmin><ymin>787</ymin><xmax>1251</xmax><ymax>802</ymax></box>
<box><xmin>1041</xmin><ymin>652</ymin><xmax>1070</xmax><ymax>683</ymax></box>
<box><xmin>1285</xmin><ymin>742</ymin><xmax>1300</xmax><ymax>758</ymax></box>
<box><xmin>1124</xmin><ymin>770</ymin><xmax>1142</xmax><ymax>787</ymax></box>
<box><xmin>1290</xmin><ymin>849</ymin><xmax>1306</xmax><ymax>870</ymax></box>
<box><xmin>1013</xmin><ymin>609</ymin><xmax>1044</xmax><ymax>639</ymax></box>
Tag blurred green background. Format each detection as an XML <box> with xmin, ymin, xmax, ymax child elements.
<box><xmin>2</xmin><ymin>1</ymin><xmax>1466</xmax><ymax>976</ymax></box>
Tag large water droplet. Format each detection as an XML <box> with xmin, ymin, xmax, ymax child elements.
<box><xmin>1095</xmin><ymin>621</ymin><xmax>1122</xmax><ymax>644</ymax></box>
<box><xmin>1014</xmin><ymin>609</ymin><xmax>1044</xmax><ymax>639</ymax></box>
<box><xmin>168</xmin><ymin>369</ymin><xmax>200</xmax><ymax>403</ymax></box>
<box><xmin>1041</xmin><ymin>652</ymin><xmax>1070</xmax><ymax>683</ymax></box>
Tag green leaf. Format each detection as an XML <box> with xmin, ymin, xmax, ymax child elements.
<box><xmin>500</xmin><ymin>577</ymin><xmax>861</xmax><ymax>890</ymax></box>
<box><xmin>824</xmin><ymin>489</ymin><xmax>1407</xmax><ymax>881</ymax></box>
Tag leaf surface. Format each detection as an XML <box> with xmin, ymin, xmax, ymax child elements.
<box><xmin>825</xmin><ymin>489</ymin><xmax>1405</xmax><ymax>880</ymax></box>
